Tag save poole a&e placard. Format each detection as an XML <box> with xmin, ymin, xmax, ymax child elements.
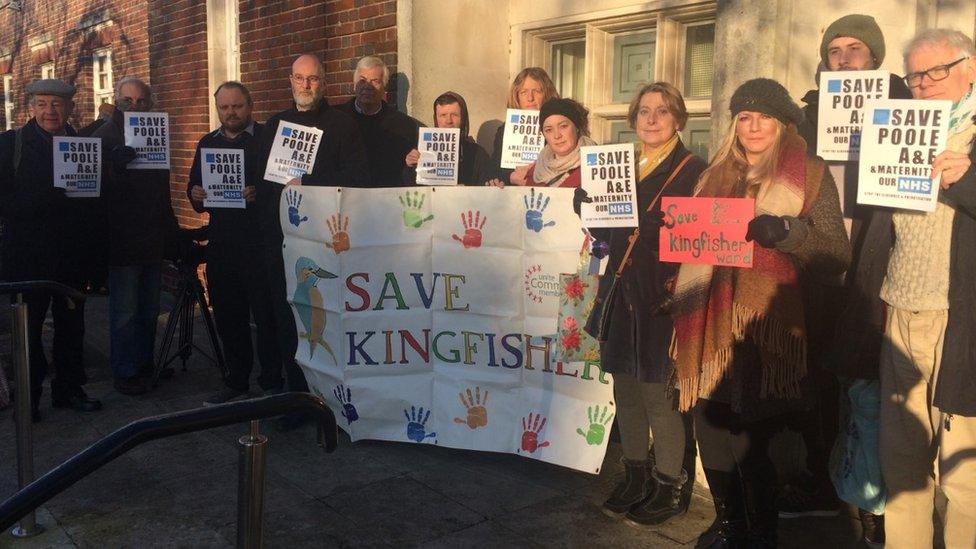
<box><xmin>857</xmin><ymin>99</ymin><xmax>951</xmax><ymax>212</ymax></box>
<box><xmin>579</xmin><ymin>143</ymin><xmax>638</xmax><ymax>228</ymax></box>
<box><xmin>416</xmin><ymin>127</ymin><xmax>460</xmax><ymax>185</ymax></box>
<box><xmin>499</xmin><ymin>109</ymin><xmax>543</xmax><ymax>169</ymax></box>
<box><xmin>123</xmin><ymin>112</ymin><xmax>170</xmax><ymax>169</ymax></box>
<box><xmin>263</xmin><ymin>121</ymin><xmax>322</xmax><ymax>184</ymax></box>
<box><xmin>201</xmin><ymin>148</ymin><xmax>245</xmax><ymax>208</ymax></box>
<box><xmin>53</xmin><ymin>136</ymin><xmax>101</xmax><ymax>198</ymax></box>
<box><xmin>659</xmin><ymin>197</ymin><xmax>754</xmax><ymax>268</ymax></box>
<box><xmin>816</xmin><ymin>70</ymin><xmax>888</xmax><ymax>161</ymax></box>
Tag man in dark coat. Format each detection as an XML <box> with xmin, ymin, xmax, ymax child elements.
<box><xmin>0</xmin><ymin>79</ymin><xmax>102</xmax><ymax>418</ymax></box>
<box><xmin>93</xmin><ymin>77</ymin><xmax>179</xmax><ymax>396</ymax></box>
<box><xmin>257</xmin><ymin>53</ymin><xmax>369</xmax><ymax>430</ymax></box>
<box><xmin>188</xmin><ymin>81</ymin><xmax>280</xmax><ymax>405</ymax></box>
<box><xmin>336</xmin><ymin>56</ymin><xmax>420</xmax><ymax>187</ymax></box>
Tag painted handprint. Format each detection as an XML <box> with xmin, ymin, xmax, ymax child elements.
<box><xmin>575</xmin><ymin>405</ymin><xmax>614</xmax><ymax>445</ymax></box>
<box><xmin>324</xmin><ymin>213</ymin><xmax>350</xmax><ymax>254</ymax></box>
<box><xmin>524</xmin><ymin>188</ymin><xmax>556</xmax><ymax>233</ymax></box>
<box><xmin>399</xmin><ymin>191</ymin><xmax>434</xmax><ymax>228</ymax></box>
<box><xmin>285</xmin><ymin>188</ymin><xmax>309</xmax><ymax>227</ymax></box>
<box><xmin>404</xmin><ymin>405</ymin><xmax>437</xmax><ymax>442</ymax></box>
<box><xmin>520</xmin><ymin>412</ymin><xmax>551</xmax><ymax>453</ymax></box>
<box><xmin>453</xmin><ymin>386</ymin><xmax>489</xmax><ymax>429</ymax></box>
<box><xmin>451</xmin><ymin>210</ymin><xmax>486</xmax><ymax>249</ymax></box>
<box><xmin>333</xmin><ymin>384</ymin><xmax>359</xmax><ymax>424</ymax></box>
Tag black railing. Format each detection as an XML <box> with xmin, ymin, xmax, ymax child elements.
<box><xmin>0</xmin><ymin>392</ymin><xmax>338</xmax><ymax>532</ymax></box>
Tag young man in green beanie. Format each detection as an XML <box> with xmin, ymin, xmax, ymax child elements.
<box><xmin>791</xmin><ymin>14</ymin><xmax>911</xmax><ymax>548</ymax></box>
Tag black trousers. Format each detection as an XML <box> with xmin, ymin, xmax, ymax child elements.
<box><xmin>264</xmin><ymin>241</ymin><xmax>307</xmax><ymax>393</ymax></box>
<box><xmin>207</xmin><ymin>244</ymin><xmax>281</xmax><ymax>392</ymax></box>
<box><xmin>20</xmin><ymin>288</ymin><xmax>87</xmax><ymax>402</ymax></box>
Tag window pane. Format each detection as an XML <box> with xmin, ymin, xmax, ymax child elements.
<box><xmin>613</xmin><ymin>30</ymin><xmax>655</xmax><ymax>103</ymax></box>
<box><xmin>681</xmin><ymin>118</ymin><xmax>712</xmax><ymax>161</ymax></box>
<box><xmin>684</xmin><ymin>23</ymin><xmax>714</xmax><ymax>98</ymax></box>
<box><xmin>550</xmin><ymin>40</ymin><xmax>585</xmax><ymax>100</ymax></box>
<box><xmin>609</xmin><ymin>120</ymin><xmax>637</xmax><ymax>145</ymax></box>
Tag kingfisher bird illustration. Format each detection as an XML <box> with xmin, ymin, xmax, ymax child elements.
<box><xmin>293</xmin><ymin>256</ymin><xmax>338</xmax><ymax>364</ymax></box>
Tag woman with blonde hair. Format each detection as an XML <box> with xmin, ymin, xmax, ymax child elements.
<box><xmin>484</xmin><ymin>67</ymin><xmax>559</xmax><ymax>186</ymax></box>
<box><xmin>669</xmin><ymin>78</ymin><xmax>850</xmax><ymax>547</ymax></box>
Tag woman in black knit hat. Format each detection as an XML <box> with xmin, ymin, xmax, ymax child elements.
<box><xmin>669</xmin><ymin>78</ymin><xmax>851</xmax><ymax>547</ymax></box>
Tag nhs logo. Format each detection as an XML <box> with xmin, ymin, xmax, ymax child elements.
<box><xmin>827</xmin><ymin>80</ymin><xmax>842</xmax><ymax>93</ymax></box>
<box><xmin>897</xmin><ymin>177</ymin><xmax>932</xmax><ymax>194</ymax></box>
<box><xmin>608</xmin><ymin>202</ymin><xmax>633</xmax><ymax>216</ymax></box>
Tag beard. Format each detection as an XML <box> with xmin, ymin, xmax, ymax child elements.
<box><xmin>293</xmin><ymin>90</ymin><xmax>320</xmax><ymax>109</ymax></box>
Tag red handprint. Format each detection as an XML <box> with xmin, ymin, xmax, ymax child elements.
<box><xmin>451</xmin><ymin>210</ymin><xmax>486</xmax><ymax>249</ymax></box>
<box><xmin>325</xmin><ymin>213</ymin><xmax>350</xmax><ymax>254</ymax></box>
<box><xmin>520</xmin><ymin>412</ymin><xmax>550</xmax><ymax>453</ymax></box>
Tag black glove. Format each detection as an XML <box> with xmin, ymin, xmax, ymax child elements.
<box><xmin>573</xmin><ymin>187</ymin><xmax>592</xmax><ymax>215</ymax></box>
<box><xmin>641</xmin><ymin>209</ymin><xmax>666</xmax><ymax>228</ymax></box>
<box><xmin>109</xmin><ymin>145</ymin><xmax>137</xmax><ymax>170</ymax></box>
<box><xmin>745</xmin><ymin>214</ymin><xmax>789</xmax><ymax>248</ymax></box>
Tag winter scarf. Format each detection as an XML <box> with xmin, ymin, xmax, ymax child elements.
<box><xmin>532</xmin><ymin>135</ymin><xmax>597</xmax><ymax>186</ymax></box>
<box><xmin>948</xmin><ymin>84</ymin><xmax>976</xmax><ymax>152</ymax></box>
<box><xmin>670</xmin><ymin>129</ymin><xmax>824</xmax><ymax>411</ymax></box>
<box><xmin>639</xmin><ymin>133</ymin><xmax>679</xmax><ymax>181</ymax></box>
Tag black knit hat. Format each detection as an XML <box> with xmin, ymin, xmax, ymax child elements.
<box><xmin>729</xmin><ymin>78</ymin><xmax>804</xmax><ymax>126</ymax></box>
<box><xmin>819</xmin><ymin>14</ymin><xmax>885</xmax><ymax>67</ymax></box>
<box><xmin>538</xmin><ymin>98</ymin><xmax>588</xmax><ymax>135</ymax></box>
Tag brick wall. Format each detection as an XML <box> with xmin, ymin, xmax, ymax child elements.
<box><xmin>0</xmin><ymin>0</ymin><xmax>150</xmax><ymax>130</ymax></box>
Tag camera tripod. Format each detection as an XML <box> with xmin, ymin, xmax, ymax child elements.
<box><xmin>152</xmin><ymin>252</ymin><xmax>227</xmax><ymax>387</ymax></box>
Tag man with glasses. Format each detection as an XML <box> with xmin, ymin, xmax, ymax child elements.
<box><xmin>859</xmin><ymin>29</ymin><xmax>976</xmax><ymax>548</ymax></box>
<box><xmin>257</xmin><ymin>53</ymin><xmax>367</xmax><ymax>430</ymax></box>
<box><xmin>93</xmin><ymin>77</ymin><xmax>178</xmax><ymax>396</ymax></box>
<box><xmin>336</xmin><ymin>56</ymin><xmax>420</xmax><ymax>187</ymax></box>
<box><xmin>793</xmin><ymin>15</ymin><xmax>911</xmax><ymax>546</ymax></box>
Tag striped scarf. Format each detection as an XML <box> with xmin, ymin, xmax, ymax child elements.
<box><xmin>670</xmin><ymin>129</ymin><xmax>825</xmax><ymax>411</ymax></box>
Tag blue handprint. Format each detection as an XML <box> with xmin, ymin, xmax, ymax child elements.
<box><xmin>285</xmin><ymin>188</ymin><xmax>309</xmax><ymax>227</ymax></box>
<box><xmin>524</xmin><ymin>187</ymin><xmax>556</xmax><ymax>233</ymax></box>
<box><xmin>404</xmin><ymin>405</ymin><xmax>437</xmax><ymax>442</ymax></box>
<box><xmin>333</xmin><ymin>384</ymin><xmax>359</xmax><ymax>424</ymax></box>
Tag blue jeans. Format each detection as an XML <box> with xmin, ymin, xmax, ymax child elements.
<box><xmin>109</xmin><ymin>264</ymin><xmax>162</xmax><ymax>379</ymax></box>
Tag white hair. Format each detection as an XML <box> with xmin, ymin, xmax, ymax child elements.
<box><xmin>353</xmin><ymin>56</ymin><xmax>390</xmax><ymax>87</ymax></box>
<box><xmin>114</xmin><ymin>76</ymin><xmax>153</xmax><ymax>107</ymax></box>
<box><xmin>903</xmin><ymin>28</ymin><xmax>976</xmax><ymax>64</ymax></box>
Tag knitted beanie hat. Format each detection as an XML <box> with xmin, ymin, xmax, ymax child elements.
<box><xmin>538</xmin><ymin>98</ymin><xmax>588</xmax><ymax>135</ymax></box>
<box><xmin>729</xmin><ymin>78</ymin><xmax>804</xmax><ymax>126</ymax></box>
<box><xmin>819</xmin><ymin>14</ymin><xmax>885</xmax><ymax>66</ymax></box>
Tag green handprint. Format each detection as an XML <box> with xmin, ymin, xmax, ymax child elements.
<box><xmin>399</xmin><ymin>190</ymin><xmax>434</xmax><ymax>228</ymax></box>
<box><xmin>576</xmin><ymin>405</ymin><xmax>614</xmax><ymax>446</ymax></box>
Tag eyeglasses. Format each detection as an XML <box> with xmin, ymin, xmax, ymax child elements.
<box><xmin>290</xmin><ymin>74</ymin><xmax>322</xmax><ymax>85</ymax></box>
<box><xmin>903</xmin><ymin>57</ymin><xmax>969</xmax><ymax>88</ymax></box>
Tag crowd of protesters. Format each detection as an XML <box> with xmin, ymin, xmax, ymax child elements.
<box><xmin>1</xmin><ymin>12</ymin><xmax>975</xmax><ymax>548</ymax></box>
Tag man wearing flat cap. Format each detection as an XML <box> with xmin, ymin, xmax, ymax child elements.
<box><xmin>0</xmin><ymin>78</ymin><xmax>103</xmax><ymax>420</ymax></box>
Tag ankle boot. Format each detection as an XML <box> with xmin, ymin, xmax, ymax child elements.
<box><xmin>603</xmin><ymin>458</ymin><xmax>653</xmax><ymax>516</ymax></box>
<box><xmin>624</xmin><ymin>468</ymin><xmax>689</xmax><ymax>527</ymax></box>
<box><xmin>699</xmin><ymin>468</ymin><xmax>747</xmax><ymax>549</ymax></box>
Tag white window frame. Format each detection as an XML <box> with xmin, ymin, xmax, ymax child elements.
<box><xmin>40</xmin><ymin>61</ymin><xmax>55</xmax><ymax>80</ymax></box>
<box><xmin>3</xmin><ymin>75</ymin><xmax>13</xmax><ymax>130</ymax></box>
<box><xmin>92</xmin><ymin>48</ymin><xmax>113</xmax><ymax>110</ymax></box>
<box><xmin>514</xmin><ymin>1</ymin><xmax>716</xmax><ymax>144</ymax></box>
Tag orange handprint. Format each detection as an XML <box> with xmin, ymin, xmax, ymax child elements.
<box><xmin>453</xmin><ymin>386</ymin><xmax>489</xmax><ymax>429</ymax></box>
<box><xmin>451</xmin><ymin>210</ymin><xmax>486</xmax><ymax>249</ymax></box>
<box><xmin>325</xmin><ymin>213</ymin><xmax>350</xmax><ymax>254</ymax></box>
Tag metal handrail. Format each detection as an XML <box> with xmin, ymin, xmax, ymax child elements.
<box><xmin>0</xmin><ymin>281</ymin><xmax>86</xmax><ymax>304</ymax></box>
<box><xmin>0</xmin><ymin>392</ymin><xmax>338</xmax><ymax>532</ymax></box>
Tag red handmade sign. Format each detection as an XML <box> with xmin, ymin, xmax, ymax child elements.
<box><xmin>659</xmin><ymin>197</ymin><xmax>755</xmax><ymax>268</ymax></box>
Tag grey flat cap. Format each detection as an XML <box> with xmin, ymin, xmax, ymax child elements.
<box><xmin>25</xmin><ymin>78</ymin><xmax>76</xmax><ymax>98</ymax></box>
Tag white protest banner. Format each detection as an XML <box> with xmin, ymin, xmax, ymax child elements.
<box><xmin>201</xmin><ymin>148</ymin><xmax>245</xmax><ymax>209</ymax></box>
<box><xmin>263</xmin><ymin>121</ymin><xmax>322</xmax><ymax>184</ymax></box>
<box><xmin>416</xmin><ymin>127</ymin><xmax>460</xmax><ymax>185</ymax></box>
<box><xmin>53</xmin><ymin>137</ymin><xmax>101</xmax><ymax>198</ymax></box>
<box><xmin>123</xmin><ymin>112</ymin><xmax>170</xmax><ymax>169</ymax></box>
<box><xmin>579</xmin><ymin>143</ymin><xmax>638</xmax><ymax>228</ymax></box>
<box><xmin>280</xmin><ymin>186</ymin><xmax>615</xmax><ymax>473</ymax></box>
<box><xmin>499</xmin><ymin>109</ymin><xmax>544</xmax><ymax>169</ymax></box>
<box><xmin>816</xmin><ymin>70</ymin><xmax>889</xmax><ymax>161</ymax></box>
<box><xmin>857</xmin><ymin>99</ymin><xmax>951</xmax><ymax>212</ymax></box>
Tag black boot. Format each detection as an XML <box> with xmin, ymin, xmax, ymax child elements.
<box><xmin>698</xmin><ymin>468</ymin><xmax>747</xmax><ymax>549</ymax></box>
<box><xmin>602</xmin><ymin>459</ymin><xmax>653</xmax><ymax>516</ymax></box>
<box><xmin>624</xmin><ymin>468</ymin><xmax>689</xmax><ymax>527</ymax></box>
<box><xmin>744</xmin><ymin>469</ymin><xmax>778</xmax><ymax>548</ymax></box>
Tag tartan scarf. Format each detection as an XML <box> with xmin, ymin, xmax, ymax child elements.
<box><xmin>670</xmin><ymin>129</ymin><xmax>824</xmax><ymax>411</ymax></box>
